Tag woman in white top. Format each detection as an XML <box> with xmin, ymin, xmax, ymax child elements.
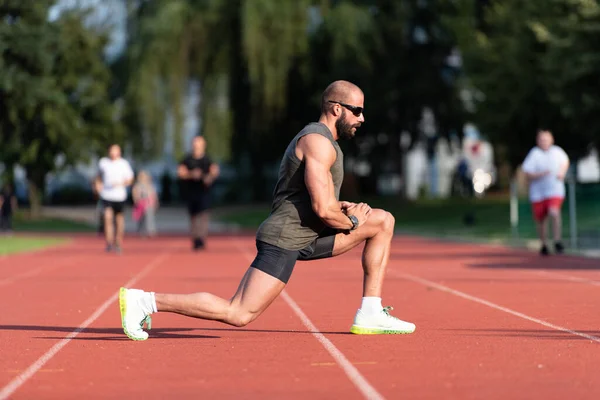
<box><xmin>521</xmin><ymin>130</ymin><xmax>570</xmax><ymax>255</ymax></box>
<box><xmin>96</xmin><ymin>144</ymin><xmax>134</xmax><ymax>253</ymax></box>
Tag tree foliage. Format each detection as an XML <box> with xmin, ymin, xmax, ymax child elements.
<box><xmin>0</xmin><ymin>0</ymin><xmax>120</xmax><ymax>215</ymax></box>
<box><xmin>446</xmin><ymin>0</ymin><xmax>599</xmax><ymax>169</ymax></box>
<box><xmin>7</xmin><ymin>0</ymin><xmax>600</xmax><ymax>207</ymax></box>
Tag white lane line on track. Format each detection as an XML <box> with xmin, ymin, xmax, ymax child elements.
<box><xmin>392</xmin><ymin>270</ymin><xmax>600</xmax><ymax>343</ymax></box>
<box><xmin>234</xmin><ymin>240</ymin><xmax>385</xmax><ymax>400</ymax></box>
<box><xmin>533</xmin><ymin>269</ymin><xmax>600</xmax><ymax>287</ymax></box>
<box><xmin>0</xmin><ymin>252</ymin><xmax>171</xmax><ymax>400</ymax></box>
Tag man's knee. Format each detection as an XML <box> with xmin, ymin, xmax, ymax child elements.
<box><xmin>383</xmin><ymin>211</ymin><xmax>395</xmax><ymax>232</ymax></box>
<box><xmin>369</xmin><ymin>209</ymin><xmax>395</xmax><ymax>232</ymax></box>
<box><xmin>227</xmin><ymin>308</ymin><xmax>258</xmax><ymax>327</ymax></box>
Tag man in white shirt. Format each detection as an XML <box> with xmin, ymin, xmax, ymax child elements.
<box><xmin>96</xmin><ymin>144</ymin><xmax>134</xmax><ymax>253</ymax></box>
<box><xmin>521</xmin><ymin>130</ymin><xmax>570</xmax><ymax>255</ymax></box>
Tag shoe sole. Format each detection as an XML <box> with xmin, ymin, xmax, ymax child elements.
<box><xmin>119</xmin><ymin>287</ymin><xmax>148</xmax><ymax>341</ymax></box>
<box><xmin>350</xmin><ymin>325</ymin><xmax>415</xmax><ymax>335</ymax></box>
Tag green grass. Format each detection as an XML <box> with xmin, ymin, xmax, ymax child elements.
<box><xmin>13</xmin><ymin>212</ymin><xmax>95</xmax><ymax>232</ymax></box>
<box><xmin>0</xmin><ymin>236</ymin><xmax>68</xmax><ymax>255</ymax></box>
<box><xmin>217</xmin><ymin>207</ymin><xmax>272</xmax><ymax>229</ymax></box>
<box><xmin>216</xmin><ymin>197</ymin><xmax>518</xmax><ymax>237</ymax></box>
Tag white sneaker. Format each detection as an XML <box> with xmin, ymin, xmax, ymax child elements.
<box><xmin>350</xmin><ymin>306</ymin><xmax>416</xmax><ymax>334</ymax></box>
<box><xmin>119</xmin><ymin>287</ymin><xmax>152</xmax><ymax>341</ymax></box>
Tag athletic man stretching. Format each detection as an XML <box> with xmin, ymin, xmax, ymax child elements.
<box><xmin>119</xmin><ymin>80</ymin><xmax>416</xmax><ymax>340</ymax></box>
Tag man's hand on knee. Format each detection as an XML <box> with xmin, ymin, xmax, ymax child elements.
<box><xmin>345</xmin><ymin>202</ymin><xmax>372</xmax><ymax>227</ymax></box>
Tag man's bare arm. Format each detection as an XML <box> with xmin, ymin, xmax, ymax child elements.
<box><xmin>300</xmin><ymin>134</ymin><xmax>369</xmax><ymax>229</ymax></box>
<box><xmin>92</xmin><ymin>175</ymin><xmax>103</xmax><ymax>194</ymax></box>
<box><xmin>557</xmin><ymin>160</ymin><xmax>570</xmax><ymax>181</ymax></box>
<box><xmin>203</xmin><ymin>163</ymin><xmax>220</xmax><ymax>186</ymax></box>
<box><xmin>177</xmin><ymin>164</ymin><xmax>190</xmax><ymax>180</ymax></box>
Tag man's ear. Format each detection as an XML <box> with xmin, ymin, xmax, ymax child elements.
<box><xmin>331</xmin><ymin>103</ymin><xmax>341</xmax><ymax>117</ymax></box>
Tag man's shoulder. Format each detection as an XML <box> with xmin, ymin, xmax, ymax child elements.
<box><xmin>525</xmin><ymin>147</ymin><xmax>541</xmax><ymax>158</ymax></box>
<box><xmin>300</xmin><ymin>132</ymin><xmax>335</xmax><ymax>151</ymax></box>
<box><xmin>550</xmin><ymin>145</ymin><xmax>569</xmax><ymax>159</ymax></box>
<box><xmin>98</xmin><ymin>157</ymin><xmax>110</xmax><ymax>168</ymax></box>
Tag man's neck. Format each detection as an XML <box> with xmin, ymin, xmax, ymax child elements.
<box><xmin>192</xmin><ymin>152</ymin><xmax>205</xmax><ymax>158</ymax></box>
<box><xmin>318</xmin><ymin>115</ymin><xmax>339</xmax><ymax>141</ymax></box>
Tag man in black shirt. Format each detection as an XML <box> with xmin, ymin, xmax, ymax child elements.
<box><xmin>178</xmin><ymin>136</ymin><xmax>220</xmax><ymax>250</ymax></box>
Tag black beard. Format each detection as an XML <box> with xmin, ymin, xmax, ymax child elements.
<box><xmin>335</xmin><ymin>110</ymin><xmax>357</xmax><ymax>140</ymax></box>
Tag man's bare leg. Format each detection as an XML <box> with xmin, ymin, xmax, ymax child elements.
<box><xmin>103</xmin><ymin>208</ymin><xmax>115</xmax><ymax>248</ymax></box>
<box><xmin>115</xmin><ymin>213</ymin><xmax>125</xmax><ymax>248</ymax></box>
<box><xmin>536</xmin><ymin>218</ymin><xmax>547</xmax><ymax>244</ymax></box>
<box><xmin>325</xmin><ymin>209</ymin><xmax>414</xmax><ymax>334</ymax></box>
<box><xmin>548</xmin><ymin>207</ymin><xmax>565</xmax><ymax>253</ymax></box>
<box><xmin>190</xmin><ymin>212</ymin><xmax>206</xmax><ymax>249</ymax></box>
<box><xmin>120</xmin><ymin>267</ymin><xmax>286</xmax><ymax>340</ymax></box>
<box><xmin>536</xmin><ymin>217</ymin><xmax>549</xmax><ymax>255</ymax></box>
<box><xmin>198</xmin><ymin>211</ymin><xmax>209</xmax><ymax>239</ymax></box>
<box><xmin>156</xmin><ymin>267</ymin><xmax>285</xmax><ymax>327</ymax></box>
<box><xmin>331</xmin><ymin>209</ymin><xmax>395</xmax><ymax>297</ymax></box>
<box><xmin>190</xmin><ymin>213</ymin><xmax>200</xmax><ymax>238</ymax></box>
<box><xmin>548</xmin><ymin>208</ymin><xmax>562</xmax><ymax>242</ymax></box>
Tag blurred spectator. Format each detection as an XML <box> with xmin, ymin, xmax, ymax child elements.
<box><xmin>0</xmin><ymin>183</ymin><xmax>17</xmax><ymax>233</ymax></box>
<box><xmin>522</xmin><ymin>129</ymin><xmax>570</xmax><ymax>255</ymax></box>
<box><xmin>178</xmin><ymin>136</ymin><xmax>220</xmax><ymax>250</ymax></box>
<box><xmin>96</xmin><ymin>144</ymin><xmax>134</xmax><ymax>254</ymax></box>
<box><xmin>132</xmin><ymin>170</ymin><xmax>159</xmax><ymax>237</ymax></box>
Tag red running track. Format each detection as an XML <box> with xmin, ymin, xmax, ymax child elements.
<box><xmin>1</xmin><ymin>235</ymin><xmax>600</xmax><ymax>399</ymax></box>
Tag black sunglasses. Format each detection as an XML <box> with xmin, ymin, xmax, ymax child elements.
<box><xmin>328</xmin><ymin>100</ymin><xmax>363</xmax><ymax>117</ymax></box>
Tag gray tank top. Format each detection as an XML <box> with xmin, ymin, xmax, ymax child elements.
<box><xmin>256</xmin><ymin>122</ymin><xmax>344</xmax><ymax>250</ymax></box>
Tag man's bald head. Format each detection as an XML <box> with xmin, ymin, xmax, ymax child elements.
<box><xmin>321</xmin><ymin>80</ymin><xmax>364</xmax><ymax>113</ymax></box>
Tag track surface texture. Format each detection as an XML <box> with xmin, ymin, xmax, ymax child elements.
<box><xmin>1</xmin><ymin>235</ymin><xmax>599</xmax><ymax>399</ymax></box>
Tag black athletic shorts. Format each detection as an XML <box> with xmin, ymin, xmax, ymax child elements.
<box><xmin>187</xmin><ymin>195</ymin><xmax>210</xmax><ymax>216</ymax></box>
<box><xmin>101</xmin><ymin>199</ymin><xmax>126</xmax><ymax>214</ymax></box>
<box><xmin>251</xmin><ymin>228</ymin><xmax>340</xmax><ymax>284</ymax></box>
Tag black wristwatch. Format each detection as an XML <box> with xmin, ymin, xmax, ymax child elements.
<box><xmin>347</xmin><ymin>215</ymin><xmax>359</xmax><ymax>231</ymax></box>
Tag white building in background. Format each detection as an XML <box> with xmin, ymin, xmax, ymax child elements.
<box><xmin>403</xmin><ymin>121</ymin><xmax>496</xmax><ymax>200</ymax></box>
<box><xmin>577</xmin><ymin>149</ymin><xmax>600</xmax><ymax>183</ymax></box>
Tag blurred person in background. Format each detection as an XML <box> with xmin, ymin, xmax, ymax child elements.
<box><xmin>0</xmin><ymin>182</ymin><xmax>17</xmax><ymax>233</ymax></box>
<box><xmin>178</xmin><ymin>136</ymin><xmax>220</xmax><ymax>251</ymax></box>
<box><xmin>132</xmin><ymin>170</ymin><xmax>159</xmax><ymax>238</ymax></box>
<box><xmin>96</xmin><ymin>144</ymin><xmax>134</xmax><ymax>254</ymax></box>
<box><xmin>522</xmin><ymin>129</ymin><xmax>570</xmax><ymax>255</ymax></box>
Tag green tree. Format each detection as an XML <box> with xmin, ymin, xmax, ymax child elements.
<box><xmin>540</xmin><ymin>0</ymin><xmax>600</xmax><ymax>153</ymax></box>
<box><xmin>0</xmin><ymin>1</ymin><xmax>120</xmax><ymax>216</ymax></box>
<box><xmin>120</xmin><ymin>0</ymin><xmax>311</xmax><ymax>199</ymax></box>
<box><xmin>446</xmin><ymin>0</ymin><xmax>594</xmax><ymax>170</ymax></box>
<box><xmin>120</xmin><ymin>0</ymin><xmax>466</xmax><ymax>200</ymax></box>
<box><xmin>299</xmin><ymin>0</ymin><xmax>465</xmax><ymax>195</ymax></box>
